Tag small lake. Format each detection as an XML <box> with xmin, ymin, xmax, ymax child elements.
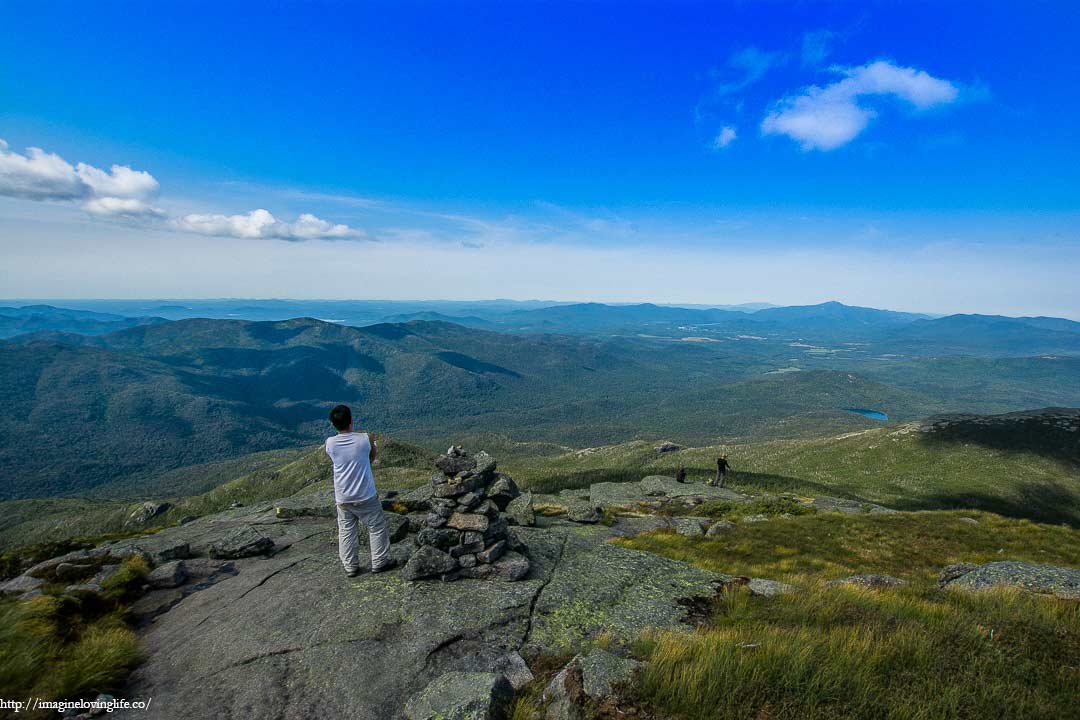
<box><xmin>845</xmin><ymin>408</ymin><xmax>889</xmax><ymax>421</ymax></box>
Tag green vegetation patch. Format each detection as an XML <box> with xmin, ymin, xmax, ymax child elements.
<box><xmin>635</xmin><ymin>583</ymin><xmax>1080</xmax><ymax>720</ymax></box>
<box><xmin>0</xmin><ymin>595</ymin><xmax>142</xmax><ymax>712</ymax></box>
<box><xmin>615</xmin><ymin>510</ymin><xmax>1080</xmax><ymax>719</ymax></box>
<box><xmin>616</xmin><ymin>510</ymin><xmax>1080</xmax><ymax>581</ymax></box>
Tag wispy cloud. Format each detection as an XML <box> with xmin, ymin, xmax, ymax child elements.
<box><xmin>696</xmin><ymin>46</ymin><xmax>786</xmax><ymax>124</ymax></box>
<box><xmin>174</xmin><ymin>209</ymin><xmax>366</xmax><ymax>241</ymax></box>
<box><xmin>760</xmin><ymin>60</ymin><xmax>961</xmax><ymax>150</ymax></box>
<box><xmin>712</xmin><ymin>126</ymin><xmax>737</xmax><ymax>150</ymax></box>
<box><xmin>0</xmin><ymin>138</ymin><xmax>364</xmax><ymax>240</ymax></box>
<box><xmin>713</xmin><ymin>47</ymin><xmax>787</xmax><ymax>97</ymax></box>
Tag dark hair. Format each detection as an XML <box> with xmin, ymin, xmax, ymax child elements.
<box><xmin>329</xmin><ymin>404</ymin><xmax>352</xmax><ymax>431</ymax></box>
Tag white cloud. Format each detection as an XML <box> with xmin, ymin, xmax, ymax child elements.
<box><xmin>0</xmin><ymin>137</ymin><xmax>162</xmax><ymax>220</ymax></box>
<box><xmin>712</xmin><ymin>126</ymin><xmax>737</xmax><ymax>150</ymax></box>
<box><xmin>75</xmin><ymin>162</ymin><xmax>159</xmax><ymax>200</ymax></box>
<box><xmin>174</xmin><ymin>208</ymin><xmax>366</xmax><ymax>241</ymax></box>
<box><xmin>83</xmin><ymin>196</ymin><xmax>165</xmax><ymax>220</ymax></box>
<box><xmin>0</xmin><ymin>139</ymin><xmax>87</xmax><ymax>201</ymax></box>
<box><xmin>0</xmin><ymin>138</ymin><xmax>364</xmax><ymax>240</ymax></box>
<box><xmin>761</xmin><ymin>60</ymin><xmax>960</xmax><ymax>151</ymax></box>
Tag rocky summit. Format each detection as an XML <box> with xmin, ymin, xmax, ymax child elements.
<box><xmin>0</xmin><ymin>469</ymin><xmax>775</xmax><ymax>719</ymax></box>
<box><xmin>6</xmin><ymin>461</ymin><xmax>1078</xmax><ymax>720</ymax></box>
<box><xmin>404</xmin><ymin>447</ymin><xmax>529</xmax><ymax>582</ymax></box>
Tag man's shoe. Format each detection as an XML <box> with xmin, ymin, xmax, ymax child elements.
<box><xmin>371</xmin><ymin>558</ymin><xmax>399</xmax><ymax>574</ymax></box>
<box><xmin>345</xmin><ymin>568</ymin><xmax>361</xmax><ymax>577</ymax></box>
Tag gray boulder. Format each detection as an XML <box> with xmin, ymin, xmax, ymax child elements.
<box><xmin>65</xmin><ymin>582</ymin><xmax>104</xmax><ymax>597</ymax></box>
<box><xmin>416</xmin><ymin>527</ymin><xmax>461</xmax><ymax>551</ymax></box>
<box><xmin>54</xmin><ymin>562</ymin><xmax>96</xmax><ymax>582</ymax></box>
<box><xmin>674</xmin><ymin>517</ymin><xmax>707</xmax><ymax>537</ymax></box>
<box><xmin>543</xmin><ymin>661</ymin><xmax>584</xmax><ymax>720</ymax></box>
<box><xmin>25</xmin><ymin>547</ymin><xmax>107</xmax><ymax>578</ymax></box>
<box><xmin>578</xmin><ymin>649</ymin><xmax>641</xmax><ymax>700</ymax></box>
<box><xmin>0</xmin><ymin>574</ymin><xmax>44</xmax><ymax>595</ymax></box>
<box><xmin>566</xmin><ymin>500</ymin><xmax>600</xmax><ymax>524</ymax></box>
<box><xmin>493</xmin><ymin>651</ymin><xmax>534</xmax><ymax>691</ymax></box>
<box><xmin>938</xmin><ymin>562</ymin><xmax>979</xmax><ymax>585</ymax></box>
<box><xmin>458</xmin><ymin>552</ymin><xmax>530</xmax><ymax>582</ymax></box>
<box><xmin>147</xmin><ymin>561</ymin><xmax>188</xmax><ymax>589</ymax></box>
<box><xmin>746</xmin><ymin>578</ymin><xmax>796</xmax><ymax>597</ymax></box>
<box><xmin>447</xmin><ymin>512</ymin><xmax>489</xmax><ymax>532</ymax></box>
<box><xmin>705</xmin><ymin>519</ymin><xmax>736</xmax><ymax>536</ymax></box>
<box><xmin>639</xmin><ymin>475</ymin><xmax>752</xmax><ymax>503</ymax></box>
<box><xmin>404</xmin><ymin>671</ymin><xmax>513</xmax><ymax>720</ymax></box>
<box><xmin>655</xmin><ymin>441</ymin><xmax>682</xmax><ymax>453</ymax></box>
<box><xmin>640</xmin><ymin>475</ymin><xmax>675</xmax><ymax>496</ymax></box>
<box><xmin>153</xmin><ymin>541</ymin><xmax>192</xmax><ymax>563</ymax></box>
<box><xmin>399</xmin><ymin>483</ymin><xmax>435</xmax><ymax>512</ymax></box>
<box><xmin>505</xmin><ymin>493</ymin><xmax>536</xmax><ymax>527</ymax></box>
<box><xmin>939</xmin><ymin>561</ymin><xmax>1080</xmax><ymax>599</ymax></box>
<box><xmin>403</xmin><ymin>545</ymin><xmax>459</xmax><ymax>581</ymax></box>
<box><xmin>435</xmin><ymin>450</ymin><xmax>478</xmax><ymax>476</ymax></box>
<box><xmin>473</xmin><ymin>451</ymin><xmax>498</xmax><ymax>477</ymax></box>
<box><xmin>487</xmin><ymin>474</ymin><xmax>520</xmax><ymax>510</ymax></box>
<box><xmin>126</xmin><ymin>501</ymin><xmax>170</xmax><ymax>526</ymax></box>
<box><xmin>208</xmin><ymin>526</ymin><xmax>275</xmax><ymax>559</ymax></box>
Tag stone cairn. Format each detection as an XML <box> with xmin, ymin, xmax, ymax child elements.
<box><xmin>402</xmin><ymin>446</ymin><xmax>531</xmax><ymax>582</ymax></box>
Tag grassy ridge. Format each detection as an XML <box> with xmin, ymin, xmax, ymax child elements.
<box><xmin>608</xmin><ymin>511</ymin><xmax>1080</xmax><ymax>720</ymax></box>
<box><xmin>638</xmin><ymin>584</ymin><xmax>1080</xmax><ymax>720</ymax></box>
<box><xmin>495</xmin><ymin>424</ymin><xmax>1079</xmax><ymax>525</ymax></box>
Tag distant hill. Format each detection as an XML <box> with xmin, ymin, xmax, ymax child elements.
<box><xmin>889</xmin><ymin>314</ymin><xmax>1080</xmax><ymax>355</ymax></box>
<box><xmin>0</xmin><ymin>304</ymin><xmax>166</xmax><ymax>339</ymax></box>
<box><xmin>378</xmin><ymin>311</ymin><xmax>495</xmax><ymax>328</ymax></box>
<box><xmin>749</xmin><ymin>300</ymin><xmax>931</xmax><ymax>327</ymax></box>
<box><xmin>0</xmin><ymin>317</ymin><xmax>933</xmax><ymax>499</ymax></box>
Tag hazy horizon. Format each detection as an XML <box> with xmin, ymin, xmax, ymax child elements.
<box><xmin>6</xmin><ymin>297</ymin><xmax>1080</xmax><ymax>322</ymax></box>
<box><xmin>2</xmin><ymin>3</ymin><xmax>1078</xmax><ymax>317</ymax></box>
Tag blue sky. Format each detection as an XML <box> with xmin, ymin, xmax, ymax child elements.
<box><xmin>1</xmin><ymin>2</ymin><xmax>1078</xmax><ymax>316</ymax></box>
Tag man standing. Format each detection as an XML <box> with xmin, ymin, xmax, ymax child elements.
<box><xmin>709</xmin><ymin>455</ymin><xmax>731</xmax><ymax>487</ymax></box>
<box><xmin>325</xmin><ymin>404</ymin><xmax>396</xmax><ymax>576</ymax></box>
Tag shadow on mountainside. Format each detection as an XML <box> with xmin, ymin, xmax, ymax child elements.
<box><xmin>890</xmin><ymin>481</ymin><xmax>1080</xmax><ymax>527</ymax></box>
<box><xmin>917</xmin><ymin>408</ymin><xmax>1080</xmax><ymax>466</ymax></box>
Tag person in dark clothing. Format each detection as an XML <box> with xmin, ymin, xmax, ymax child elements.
<box><xmin>675</xmin><ymin>467</ymin><xmax>687</xmax><ymax>483</ymax></box>
<box><xmin>709</xmin><ymin>455</ymin><xmax>730</xmax><ymax>487</ymax></box>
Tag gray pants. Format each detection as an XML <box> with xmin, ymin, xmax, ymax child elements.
<box><xmin>336</xmin><ymin>495</ymin><xmax>391</xmax><ymax>572</ymax></box>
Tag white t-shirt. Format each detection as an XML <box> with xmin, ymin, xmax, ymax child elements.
<box><xmin>324</xmin><ymin>432</ymin><xmax>377</xmax><ymax>504</ymax></box>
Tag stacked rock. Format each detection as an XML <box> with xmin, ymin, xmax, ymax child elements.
<box><xmin>402</xmin><ymin>446</ymin><xmax>530</xmax><ymax>582</ymax></box>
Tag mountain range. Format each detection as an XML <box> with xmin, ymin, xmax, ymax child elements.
<box><xmin>2</xmin><ymin>306</ymin><xmax>1080</xmax><ymax>500</ymax></box>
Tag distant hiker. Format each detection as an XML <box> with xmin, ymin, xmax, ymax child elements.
<box><xmin>675</xmin><ymin>467</ymin><xmax>687</xmax><ymax>483</ymax></box>
<box><xmin>709</xmin><ymin>455</ymin><xmax>730</xmax><ymax>487</ymax></box>
<box><xmin>325</xmin><ymin>404</ymin><xmax>396</xmax><ymax>576</ymax></box>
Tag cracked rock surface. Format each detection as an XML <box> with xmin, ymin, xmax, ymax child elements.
<box><xmin>111</xmin><ymin>499</ymin><xmax>724</xmax><ymax>719</ymax></box>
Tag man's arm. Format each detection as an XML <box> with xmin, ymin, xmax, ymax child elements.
<box><xmin>369</xmin><ymin>437</ymin><xmax>378</xmax><ymax>464</ymax></box>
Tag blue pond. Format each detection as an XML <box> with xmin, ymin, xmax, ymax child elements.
<box><xmin>845</xmin><ymin>408</ymin><xmax>889</xmax><ymax>421</ymax></box>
